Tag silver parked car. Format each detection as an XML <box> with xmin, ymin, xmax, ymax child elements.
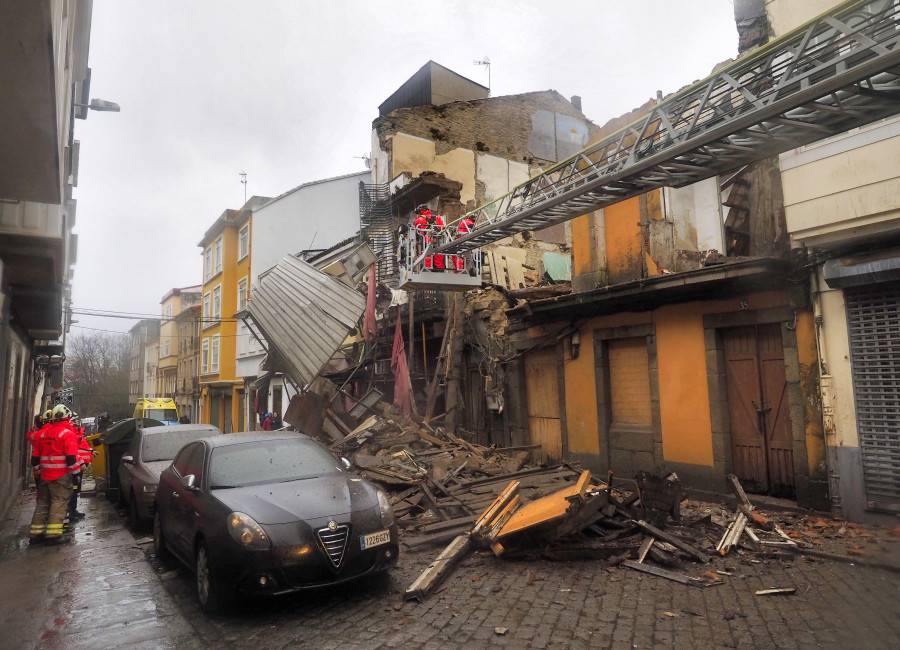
<box><xmin>118</xmin><ymin>423</ymin><xmax>222</xmax><ymax>529</ymax></box>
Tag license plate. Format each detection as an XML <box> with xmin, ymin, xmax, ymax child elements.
<box><xmin>360</xmin><ymin>529</ymin><xmax>391</xmax><ymax>549</ymax></box>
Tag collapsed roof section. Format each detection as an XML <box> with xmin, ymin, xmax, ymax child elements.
<box><xmin>245</xmin><ymin>255</ymin><xmax>366</xmax><ymax>391</ymax></box>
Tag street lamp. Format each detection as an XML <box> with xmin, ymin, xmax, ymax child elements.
<box><xmin>76</xmin><ymin>98</ymin><xmax>121</xmax><ymax>112</ymax></box>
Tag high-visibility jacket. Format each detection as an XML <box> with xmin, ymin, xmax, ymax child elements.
<box><xmin>414</xmin><ymin>212</ymin><xmax>445</xmax><ymax>244</ymax></box>
<box><xmin>27</xmin><ymin>422</ymin><xmax>51</xmax><ymax>446</ymax></box>
<box><xmin>76</xmin><ymin>432</ymin><xmax>93</xmax><ymax>468</ymax></box>
<box><xmin>35</xmin><ymin>421</ymin><xmax>79</xmax><ymax>481</ymax></box>
<box><xmin>457</xmin><ymin>217</ymin><xmax>475</xmax><ymax>236</ymax></box>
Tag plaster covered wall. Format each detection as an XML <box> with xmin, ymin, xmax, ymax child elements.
<box><xmin>817</xmin><ymin>278</ymin><xmax>859</xmax><ymax>450</ymax></box>
<box><xmin>663</xmin><ymin>178</ymin><xmax>725</xmax><ymax>256</ymax></box>
<box><xmin>780</xmin><ymin>118</ymin><xmax>900</xmax><ymax>248</ymax></box>
<box><xmin>251</xmin><ymin>172</ymin><xmax>367</xmax><ymax>283</ymax></box>
<box><xmin>765</xmin><ymin>0</ymin><xmax>835</xmax><ymax>38</ymax></box>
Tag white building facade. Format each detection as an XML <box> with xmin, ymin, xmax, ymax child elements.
<box><xmin>236</xmin><ymin>171</ymin><xmax>368</xmax><ymax>429</ymax></box>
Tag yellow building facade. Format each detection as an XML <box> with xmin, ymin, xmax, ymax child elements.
<box><xmin>198</xmin><ymin>209</ymin><xmax>251</xmax><ymax>432</ymax></box>
<box><xmin>158</xmin><ymin>286</ymin><xmax>201</xmax><ymax>402</ymax></box>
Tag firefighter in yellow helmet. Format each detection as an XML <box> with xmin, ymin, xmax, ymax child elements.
<box><xmin>29</xmin><ymin>404</ymin><xmax>79</xmax><ymax>544</ymax></box>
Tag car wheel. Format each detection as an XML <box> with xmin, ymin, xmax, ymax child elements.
<box><xmin>152</xmin><ymin>511</ymin><xmax>169</xmax><ymax>560</ymax></box>
<box><xmin>196</xmin><ymin>540</ymin><xmax>233</xmax><ymax>614</ymax></box>
<box><xmin>128</xmin><ymin>492</ymin><xmax>143</xmax><ymax>531</ymax></box>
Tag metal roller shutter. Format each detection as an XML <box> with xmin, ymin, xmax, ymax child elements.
<box><xmin>846</xmin><ymin>285</ymin><xmax>900</xmax><ymax>512</ymax></box>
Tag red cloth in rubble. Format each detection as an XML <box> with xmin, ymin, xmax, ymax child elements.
<box><xmin>391</xmin><ymin>307</ymin><xmax>412</xmax><ymax>421</ymax></box>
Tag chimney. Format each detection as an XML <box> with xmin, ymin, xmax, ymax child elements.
<box><xmin>570</xmin><ymin>95</ymin><xmax>582</xmax><ymax>112</ymax></box>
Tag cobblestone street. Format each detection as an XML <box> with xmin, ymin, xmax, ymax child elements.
<box><xmin>149</xmin><ymin>524</ymin><xmax>900</xmax><ymax>650</ymax></box>
<box><xmin>3</xmin><ymin>487</ymin><xmax>899</xmax><ymax>649</ymax></box>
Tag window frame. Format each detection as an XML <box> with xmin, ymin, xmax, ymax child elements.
<box><xmin>212</xmin><ymin>285</ymin><xmax>222</xmax><ymax>320</ymax></box>
<box><xmin>201</xmin><ymin>338</ymin><xmax>210</xmax><ymax>374</ymax></box>
<box><xmin>211</xmin><ymin>334</ymin><xmax>220</xmax><ymax>373</ymax></box>
<box><xmin>202</xmin><ymin>292</ymin><xmax>211</xmax><ymax>329</ymax></box>
<box><xmin>239</xmin><ymin>224</ymin><xmax>249</xmax><ymax>261</ymax></box>
<box><xmin>237</xmin><ymin>277</ymin><xmax>248</xmax><ymax>312</ymax></box>
<box><xmin>214</xmin><ymin>236</ymin><xmax>223</xmax><ymax>275</ymax></box>
<box><xmin>204</xmin><ymin>247</ymin><xmax>213</xmax><ymax>282</ymax></box>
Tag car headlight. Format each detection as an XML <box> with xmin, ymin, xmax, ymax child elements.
<box><xmin>376</xmin><ymin>490</ymin><xmax>394</xmax><ymax>527</ymax></box>
<box><xmin>142</xmin><ymin>484</ymin><xmax>156</xmax><ymax>494</ymax></box>
<box><xmin>227</xmin><ymin>512</ymin><xmax>270</xmax><ymax>549</ymax></box>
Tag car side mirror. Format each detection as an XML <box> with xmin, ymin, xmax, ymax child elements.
<box><xmin>180</xmin><ymin>474</ymin><xmax>197</xmax><ymax>490</ymax></box>
<box><xmin>121</xmin><ymin>455</ymin><xmax>135</xmax><ymax>465</ymax></box>
<box><xmin>341</xmin><ymin>457</ymin><xmax>352</xmax><ymax>470</ymax></box>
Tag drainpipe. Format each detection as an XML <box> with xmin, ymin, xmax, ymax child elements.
<box><xmin>811</xmin><ymin>268</ymin><xmax>842</xmax><ymax>518</ymax></box>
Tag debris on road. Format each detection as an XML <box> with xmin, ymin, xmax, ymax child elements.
<box><xmin>311</xmin><ymin>404</ymin><xmax>897</xmax><ymax>602</ymax></box>
<box><xmin>755</xmin><ymin>587</ymin><xmax>797</xmax><ymax>596</ymax></box>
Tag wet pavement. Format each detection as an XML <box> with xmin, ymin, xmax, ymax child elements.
<box><xmin>0</xmin><ymin>486</ymin><xmax>202</xmax><ymax>649</ymax></box>
<box><xmin>2</xmin><ymin>484</ymin><xmax>900</xmax><ymax>649</ymax></box>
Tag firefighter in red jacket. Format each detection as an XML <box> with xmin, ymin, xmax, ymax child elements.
<box><xmin>30</xmin><ymin>404</ymin><xmax>79</xmax><ymax>544</ymax></box>
<box><xmin>68</xmin><ymin>413</ymin><xmax>92</xmax><ymax>521</ymax></box>
<box><xmin>457</xmin><ymin>215</ymin><xmax>475</xmax><ymax>236</ymax></box>
<box><xmin>26</xmin><ymin>409</ymin><xmax>52</xmax><ymax>446</ymax></box>
<box><xmin>413</xmin><ymin>204</ymin><xmax>446</xmax><ymax>269</ymax></box>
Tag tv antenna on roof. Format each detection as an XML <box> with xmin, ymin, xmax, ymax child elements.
<box><xmin>473</xmin><ymin>56</ymin><xmax>491</xmax><ymax>96</ymax></box>
<box><xmin>239</xmin><ymin>171</ymin><xmax>247</xmax><ymax>204</ymax></box>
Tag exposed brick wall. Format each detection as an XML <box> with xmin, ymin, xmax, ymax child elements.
<box><xmin>374</xmin><ymin>90</ymin><xmax>599</xmax><ymax>164</ymax></box>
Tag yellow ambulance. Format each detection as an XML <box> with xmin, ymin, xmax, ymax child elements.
<box><xmin>133</xmin><ymin>397</ymin><xmax>179</xmax><ymax>425</ymax></box>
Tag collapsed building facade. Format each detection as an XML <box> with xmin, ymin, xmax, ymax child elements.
<box><xmin>247</xmin><ymin>0</ymin><xmax>900</xmax><ymax>527</ymax></box>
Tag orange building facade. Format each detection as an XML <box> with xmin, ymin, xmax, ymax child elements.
<box><xmin>508</xmin><ymin>176</ymin><xmax>827</xmax><ymax>510</ymax></box>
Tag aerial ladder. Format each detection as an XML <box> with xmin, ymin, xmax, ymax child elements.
<box><xmin>398</xmin><ymin>0</ymin><xmax>900</xmax><ymax>289</ymax></box>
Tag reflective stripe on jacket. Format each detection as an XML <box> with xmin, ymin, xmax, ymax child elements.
<box><xmin>37</xmin><ymin>423</ymin><xmax>79</xmax><ymax>481</ymax></box>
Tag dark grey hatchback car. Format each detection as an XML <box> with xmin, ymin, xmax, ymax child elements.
<box><xmin>153</xmin><ymin>431</ymin><xmax>399</xmax><ymax>613</ymax></box>
<box><xmin>118</xmin><ymin>423</ymin><xmax>223</xmax><ymax>529</ymax></box>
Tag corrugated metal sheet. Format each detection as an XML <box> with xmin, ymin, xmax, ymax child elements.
<box><xmin>246</xmin><ymin>255</ymin><xmax>366</xmax><ymax>389</ymax></box>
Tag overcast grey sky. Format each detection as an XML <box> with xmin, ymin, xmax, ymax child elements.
<box><xmin>71</xmin><ymin>0</ymin><xmax>738</xmax><ymax>334</ymax></box>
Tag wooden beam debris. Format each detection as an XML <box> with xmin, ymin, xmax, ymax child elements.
<box><xmin>755</xmin><ymin>587</ymin><xmax>796</xmax><ymax>596</ymax></box>
<box><xmin>633</xmin><ymin>519</ymin><xmax>711</xmax><ymax>563</ymax></box>
<box><xmin>717</xmin><ymin>512</ymin><xmax>748</xmax><ymax>556</ymax></box>
<box><xmin>404</xmin><ymin>534</ymin><xmax>473</xmax><ymax>602</ymax></box>
<box><xmin>622</xmin><ymin>560</ymin><xmax>702</xmax><ymax>586</ymax></box>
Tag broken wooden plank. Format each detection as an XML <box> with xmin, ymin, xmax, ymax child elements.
<box><xmin>622</xmin><ymin>560</ymin><xmax>701</xmax><ymax>586</ymax></box>
<box><xmin>755</xmin><ymin>587</ymin><xmax>796</xmax><ymax>596</ymax></box>
<box><xmin>484</xmin><ymin>495</ymin><xmax>522</xmax><ymax>544</ymax></box>
<box><xmin>457</xmin><ymin>465</ymin><xmax>577</xmax><ymax>489</ymax></box>
<box><xmin>324</xmin><ymin>408</ymin><xmax>353</xmax><ymax>439</ymax></box>
<box><xmin>404</xmin><ymin>534</ymin><xmax>473</xmax><ymax>601</ymax></box>
<box><xmin>637</xmin><ymin>537</ymin><xmax>655</xmax><ymax>563</ymax></box>
<box><xmin>717</xmin><ymin>512</ymin><xmax>747</xmax><ymax>555</ymax></box>
<box><xmin>744</xmin><ymin>526</ymin><xmax>761</xmax><ymax>544</ymax></box>
<box><xmin>403</xmin><ymin>527</ymin><xmax>473</xmax><ymax>548</ymax></box>
<box><xmin>421</xmin><ymin>515</ymin><xmax>478</xmax><ymax>534</ymax></box>
<box><xmin>420</xmin><ymin>482</ymin><xmax>449</xmax><ymax>521</ymax></box>
<box><xmin>633</xmin><ymin>520</ymin><xmax>711</xmax><ymax>563</ymax></box>
<box><xmin>726</xmin><ymin>473</ymin><xmax>753</xmax><ymax>509</ymax></box>
<box><xmin>774</xmin><ymin>525</ymin><xmax>799</xmax><ymax>546</ymax></box>
<box><xmin>470</xmin><ymin>480</ymin><xmax>519</xmax><ymax>537</ymax></box>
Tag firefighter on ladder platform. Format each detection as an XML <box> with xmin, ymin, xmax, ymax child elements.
<box><xmin>454</xmin><ymin>214</ymin><xmax>478</xmax><ymax>274</ymax></box>
<box><xmin>413</xmin><ymin>204</ymin><xmax>447</xmax><ymax>271</ymax></box>
<box><xmin>29</xmin><ymin>404</ymin><xmax>79</xmax><ymax>544</ymax></box>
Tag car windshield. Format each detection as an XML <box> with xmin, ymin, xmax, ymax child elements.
<box><xmin>146</xmin><ymin>408</ymin><xmax>178</xmax><ymax>421</ymax></box>
<box><xmin>208</xmin><ymin>438</ymin><xmax>342</xmax><ymax>488</ymax></box>
<box><xmin>142</xmin><ymin>430</ymin><xmax>212</xmax><ymax>462</ymax></box>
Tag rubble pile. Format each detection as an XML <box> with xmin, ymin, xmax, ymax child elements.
<box><xmin>304</xmin><ymin>405</ymin><xmax>898</xmax><ymax>602</ymax></box>
<box><xmin>323</xmin><ymin>408</ymin><xmax>584</xmax><ymax>547</ymax></box>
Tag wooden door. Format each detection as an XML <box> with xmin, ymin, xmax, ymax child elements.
<box><xmin>525</xmin><ymin>348</ymin><xmax>562</xmax><ymax>463</ymax></box>
<box><xmin>723</xmin><ymin>324</ymin><xmax>794</xmax><ymax>497</ymax></box>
